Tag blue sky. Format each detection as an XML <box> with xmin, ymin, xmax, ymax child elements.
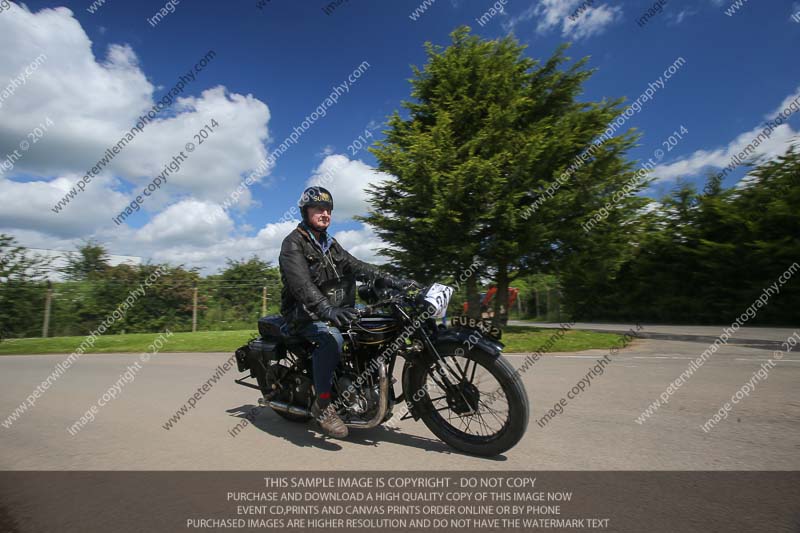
<box><xmin>1</xmin><ymin>0</ymin><xmax>798</xmax><ymax>273</ymax></box>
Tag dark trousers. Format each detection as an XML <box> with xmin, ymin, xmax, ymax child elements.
<box><xmin>297</xmin><ymin>321</ymin><xmax>344</xmax><ymax>398</ymax></box>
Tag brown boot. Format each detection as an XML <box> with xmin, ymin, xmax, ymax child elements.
<box><xmin>311</xmin><ymin>401</ymin><xmax>349</xmax><ymax>439</ymax></box>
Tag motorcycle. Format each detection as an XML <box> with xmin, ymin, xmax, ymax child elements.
<box><xmin>233</xmin><ymin>280</ymin><xmax>529</xmax><ymax>456</ymax></box>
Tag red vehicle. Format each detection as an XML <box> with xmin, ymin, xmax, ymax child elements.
<box><xmin>462</xmin><ymin>287</ymin><xmax>519</xmax><ymax>324</ymax></box>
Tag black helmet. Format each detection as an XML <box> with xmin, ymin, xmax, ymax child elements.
<box><xmin>299</xmin><ymin>186</ymin><xmax>333</xmax><ymax>221</ymax></box>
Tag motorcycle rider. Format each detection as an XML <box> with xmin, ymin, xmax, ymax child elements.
<box><xmin>278</xmin><ymin>186</ymin><xmax>416</xmax><ymax>438</ymax></box>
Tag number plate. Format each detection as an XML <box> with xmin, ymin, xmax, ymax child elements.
<box><xmin>449</xmin><ymin>315</ymin><xmax>502</xmax><ymax>340</ymax></box>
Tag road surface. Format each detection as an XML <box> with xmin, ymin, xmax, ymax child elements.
<box><xmin>1</xmin><ymin>335</ymin><xmax>798</xmax><ymax>470</ymax></box>
<box><xmin>510</xmin><ymin>320</ymin><xmax>797</xmax><ymax>348</ymax></box>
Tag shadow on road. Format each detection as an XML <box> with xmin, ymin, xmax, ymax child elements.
<box><xmin>226</xmin><ymin>403</ymin><xmax>508</xmax><ymax>461</ymax></box>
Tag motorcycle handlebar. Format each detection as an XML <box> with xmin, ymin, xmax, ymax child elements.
<box><xmin>357</xmin><ymin>285</ymin><xmax>425</xmax><ymax>315</ymax></box>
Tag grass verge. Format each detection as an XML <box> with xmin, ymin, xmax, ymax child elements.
<box><xmin>0</xmin><ymin>326</ymin><xmax>622</xmax><ymax>355</ymax></box>
<box><xmin>501</xmin><ymin>326</ymin><xmax>622</xmax><ymax>353</ymax></box>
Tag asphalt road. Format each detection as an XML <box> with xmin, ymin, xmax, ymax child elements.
<box><xmin>1</xmin><ymin>335</ymin><xmax>798</xmax><ymax>470</ymax></box>
<box><xmin>510</xmin><ymin>321</ymin><xmax>798</xmax><ymax>348</ymax></box>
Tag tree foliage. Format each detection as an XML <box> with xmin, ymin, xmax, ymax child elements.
<box><xmin>361</xmin><ymin>27</ymin><xmax>645</xmax><ymax>323</ymax></box>
<box><xmin>0</xmin><ymin>235</ymin><xmax>51</xmax><ymax>338</ymax></box>
<box><xmin>567</xmin><ymin>145</ymin><xmax>800</xmax><ymax>324</ymax></box>
<box><xmin>62</xmin><ymin>240</ymin><xmax>110</xmax><ymax>281</ymax></box>
<box><xmin>204</xmin><ymin>256</ymin><xmax>280</xmax><ymax>323</ymax></box>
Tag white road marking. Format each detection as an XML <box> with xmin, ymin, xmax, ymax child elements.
<box><xmin>633</xmin><ymin>356</ymin><xmax>694</xmax><ymax>360</ymax></box>
<box><xmin>504</xmin><ymin>354</ymin><xmax>606</xmax><ymax>359</ymax></box>
<box><xmin>734</xmin><ymin>358</ymin><xmax>800</xmax><ymax>363</ymax></box>
<box><xmin>504</xmin><ymin>354</ymin><xmax>800</xmax><ymax>363</ymax></box>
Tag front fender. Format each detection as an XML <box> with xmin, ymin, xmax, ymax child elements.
<box><xmin>435</xmin><ymin>327</ymin><xmax>504</xmax><ymax>357</ymax></box>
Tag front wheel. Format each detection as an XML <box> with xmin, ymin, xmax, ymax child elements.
<box><xmin>408</xmin><ymin>342</ymin><xmax>529</xmax><ymax>457</ymax></box>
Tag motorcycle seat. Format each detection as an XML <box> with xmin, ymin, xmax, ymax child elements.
<box><xmin>257</xmin><ymin>315</ymin><xmax>310</xmax><ymax>348</ymax></box>
<box><xmin>258</xmin><ymin>315</ymin><xmax>290</xmax><ymax>339</ymax></box>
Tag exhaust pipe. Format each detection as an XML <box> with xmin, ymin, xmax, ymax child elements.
<box><xmin>345</xmin><ymin>363</ymin><xmax>389</xmax><ymax>429</ymax></box>
<box><xmin>267</xmin><ymin>400</ymin><xmax>311</xmax><ymax>418</ymax></box>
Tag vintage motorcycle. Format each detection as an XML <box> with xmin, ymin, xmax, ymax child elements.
<box><xmin>233</xmin><ymin>281</ymin><xmax>529</xmax><ymax>456</ymax></box>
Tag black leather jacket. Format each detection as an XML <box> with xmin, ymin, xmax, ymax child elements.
<box><xmin>279</xmin><ymin>224</ymin><xmax>387</xmax><ymax>331</ymax></box>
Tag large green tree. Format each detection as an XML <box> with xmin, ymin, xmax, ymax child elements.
<box><xmin>361</xmin><ymin>27</ymin><xmax>645</xmax><ymax>324</ymax></box>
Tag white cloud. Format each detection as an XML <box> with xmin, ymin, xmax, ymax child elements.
<box><xmin>0</xmin><ymin>174</ymin><xmax>130</xmax><ymax>238</ymax></box>
<box><xmin>667</xmin><ymin>9</ymin><xmax>696</xmax><ymax>25</ymax></box>
<box><xmin>503</xmin><ymin>5</ymin><xmax>539</xmax><ymax>33</ymax></box>
<box><xmin>652</xmin><ymin>86</ymin><xmax>800</xmax><ymax>182</ymax></box>
<box><xmin>114</xmin><ymin>87</ymin><xmax>271</xmax><ymax>204</ymax></box>
<box><xmin>142</xmin><ymin>220</ymin><xmax>298</xmax><ymax>272</ymax></box>
<box><xmin>562</xmin><ymin>3</ymin><xmax>621</xmax><ymax>40</ymax></box>
<box><xmin>306</xmin><ymin>154</ymin><xmax>393</xmax><ymax>221</ymax></box>
<box><xmin>332</xmin><ymin>224</ymin><xmax>390</xmax><ymax>265</ymax></box>
<box><xmin>770</xmin><ymin>87</ymin><xmax>800</xmax><ymax>119</ymax></box>
<box><xmin>2</xmin><ymin>218</ymin><xmax>296</xmax><ymax>276</ymax></box>
<box><xmin>504</xmin><ymin>0</ymin><xmax>621</xmax><ymax>40</ymax></box>
<box><xmin>134</xmin><ymin>199</ymin><xmax>235</xmax><ymax>246</ymax></box>
<box><xmin>0</xmin><ymin>4</ymin><xmax>271</xmax><ymax>209</ymax></box>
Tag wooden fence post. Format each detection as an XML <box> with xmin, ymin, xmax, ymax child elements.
<box><xmin>42</xmin><ymin>281</ymin><xmax>53</xmax><ymax>338</ymax></box>
<box><xmin>192</xmin><ymin>283</ymin><xmax>198</xmax><ymax>333</ymax></box>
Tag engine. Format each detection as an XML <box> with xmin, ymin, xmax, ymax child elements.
<box><xmin>335</xmin><ymin>371</ymin><xmax>382</xmax><ymax>416</ymax></box>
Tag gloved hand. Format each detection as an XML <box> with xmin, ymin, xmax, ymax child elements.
<box><xmin>319</xmin><ymin>306</ymin><xmax>359</xmax><ymax>328</ymax></box>
<box><xmin>381</xmin><ymin>276</ymin><xmax>420</xmax><ymax>291</ymax></box>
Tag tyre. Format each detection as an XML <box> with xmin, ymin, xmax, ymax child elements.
<box><xmin>409</xmin><ymin>341</ymin><xmax>529</xmax><ymax>457</ymax></box>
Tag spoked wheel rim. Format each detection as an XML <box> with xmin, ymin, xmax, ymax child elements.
<box><xmin>421</xmin><ymin>352</ymin><xmax>511</xmax><ymax>442</ymax></box>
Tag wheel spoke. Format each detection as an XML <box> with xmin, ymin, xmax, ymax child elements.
<box><xmin>472</xmin><ymin>409</ymin><xmax>492</xmax><ymax>435</ymax></box>
<box><xmin>422</xmin><ymin>353</ymin><xmax>513</xmax><ymax>440</ymax></box>
<box><xmin>478</xmin><ymin>400</ymin><xmax>507</xmax><ymax>427</ymax></box>
<box><xmin>469</xmin><ymin>358</ymin><xmax>478</xmax><ymax>383</ymax></box>
<box><xmin>437</xmin><ymin>358</ymin><xmax>465</xmax><ymax>385</ymax></box>
<box><xmin>462</xmin><ymin>409</ymin><xmax>476</xmax><ymax>434</ymax></box>
<box><xmin>427</xmin><ymin>371</ymin><xmax>449</xmax><ymax>392</ymax></box>
<box><xmin>451</xmin><ymin>356</ymin><xmax>468</xmax><ymax>382</ymax></box>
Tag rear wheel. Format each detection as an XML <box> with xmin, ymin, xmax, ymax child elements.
<box><xmin>409</xmin><ymin>342</ymin><xmax>529</xmax><ymax>456</ymax></box>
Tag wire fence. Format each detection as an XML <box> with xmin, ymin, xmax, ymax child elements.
<box><xmin>1</xmin><ymin>277</ymin><xmax>566</xmax><ymax>339</ymax></box>
<box><xmin>517</xmin><ymin>289</ymin><xmax>564</xmax><ymax>322</ymax></box>
<box><xmin>0</xmin><ymin>280</ymin><xmax>284</xmax><ymax>339</ymax></box>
